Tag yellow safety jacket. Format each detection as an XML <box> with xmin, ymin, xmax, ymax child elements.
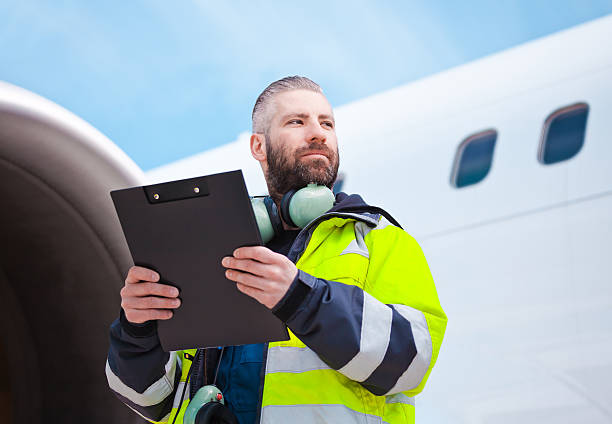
<box><xmin>161</xmin><ymin>210</ymin><xmax>447</xmax><ymax>424</ymax></box>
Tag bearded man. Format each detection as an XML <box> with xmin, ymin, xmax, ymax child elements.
<box><xmin>106</xmin><ymin>76</ymin><xmax>447</xmax><ymax>424</ymax></box>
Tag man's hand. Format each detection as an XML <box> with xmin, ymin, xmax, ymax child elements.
<box><xmin>222</xmin><ymin>246</ymin><xmax>298</xmax><ymax>309</ymax></box>
<box><xmin>120</xmin><ymin>266</ymin><xmax>181</xmax><ymax>324</ymax></box>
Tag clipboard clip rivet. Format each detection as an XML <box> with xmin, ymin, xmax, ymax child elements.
<box><xmin>153</xmin><ymin>193</ymin><xmax>160</xmax><ymax>200</ymax></box>
<box><xmin>194</xmin><ymin>187</ymin><xmax>200</xmax><ymax>193</ymax></box>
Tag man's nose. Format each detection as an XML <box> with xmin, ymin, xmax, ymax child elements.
<box><xmin>306</xmin><ymin>121</ymin><xmax>326</xmax><ymax>144</ymax></box>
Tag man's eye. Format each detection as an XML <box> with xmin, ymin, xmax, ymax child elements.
<box><xmin>287</xmin><ymin>119</ymin><xmax>303</xmax><ymax>125</ymax></box>
<box><xmin>322</xmin><ymin>121</ymin><xmax>334</xmax><ymax>128</ymax></box>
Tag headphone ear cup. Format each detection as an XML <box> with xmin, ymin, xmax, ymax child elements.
<box><xmin>194</xmin><ymin>402</ymin><xmax>238</xmax><ymax>424</ymax></box>
<box><xmin>286</xmin><ymin>184</ymin><xmax>336</xmax><ymax>228</ymax></box>
<box><xmin>263</xmin><ymin>196</ymin><xmax>284</xmax><ymax>240</ymax></box>
<box><xmin>280</xmin><ymin>189</ymin><xmax>298</xmax><ymax>228</ymax></box>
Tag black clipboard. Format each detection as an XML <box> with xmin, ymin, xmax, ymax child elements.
<box><xmin>110</xmin><ymin>169</ymin><xmax>289</xmax><ymax>351</ymax></box>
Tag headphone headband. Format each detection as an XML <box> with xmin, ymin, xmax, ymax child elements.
<box><xmin>263</xmin><ymin>196</ymin><xmax>284</xmax><ymax>236</ymax></box>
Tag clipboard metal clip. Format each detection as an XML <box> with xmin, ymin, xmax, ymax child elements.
<box><xmin>143</xmin><ymin>177</ymin><xmax>210</xmax><ymax>204</ymax></box>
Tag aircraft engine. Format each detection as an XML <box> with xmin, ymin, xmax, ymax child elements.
<box><xmin>0</xmin><ymin>81</ymin><xmax>144</xmax><ymax>424</ymax></box>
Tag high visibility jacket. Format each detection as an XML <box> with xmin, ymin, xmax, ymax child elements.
<box><xmin>106</xmin><ymin>197</ymin><xmax>447</xmax><ymax>424</ymax></box>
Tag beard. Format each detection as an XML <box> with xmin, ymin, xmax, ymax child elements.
<box><xmin>265</xmin><ymin>134</ymin><xmax>340</xmax><ymax>201</ymax></box>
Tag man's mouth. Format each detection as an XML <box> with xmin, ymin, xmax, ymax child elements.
<box><xmin>301</xmin><ymin>151</ymin><xmax>329</xmax><ymax>160</ymax></box>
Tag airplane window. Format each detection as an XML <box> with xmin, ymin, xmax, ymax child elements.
<box><xmin>539</xmin><ymin>103</ymin><xmax>589</xmax><ymax>165</ymax></box>
<box><xmin>451</xmin><ymin>129</ymin><xmax>497</xmax><ymax>188</ymax></box>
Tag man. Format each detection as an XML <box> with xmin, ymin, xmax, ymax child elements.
<box><xmin>106</xmin><ymin>76</ymin><xmax>447</xmax><ymax>423</ymax></box>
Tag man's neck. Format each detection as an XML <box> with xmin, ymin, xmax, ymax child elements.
<box><xmin>267</xmin><ymin>192</ymin><xmax>299</xmax><ymax>231</ymax></box>
<box><xmin>276</xmin><ymin>200</ymin><xmax>298</xmax><ymax>231</ymax></box>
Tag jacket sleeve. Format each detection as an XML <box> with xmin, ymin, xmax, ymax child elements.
<box><xmin>272</xmin><ymin>216</ymin><xmax>447</xmax><ymax>397</ymax></box>
<box><xmin>105</xmin><ymin>311</ymin><xmax>182</xmax><ymax>423</ymax></box>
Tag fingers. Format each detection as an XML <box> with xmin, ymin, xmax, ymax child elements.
<box><xmin>236</xmin><ymin>283</ymin><xmax>263</xmax><ymax>300</ymax></box>
<box><xmin>233</xmin><ymin>246</ymin><xmax>281</xmax><ymax>264</ymax></box>
<box><xmin>224</xmin><ymin>268</ymin><xmax>267</xmax><ymax>290</ymax></box>
<box><xmin>125</xmin><ymin>309</ymin><xmax>174</xmax><ymax>324</ymax></box>
<box><xmin>121</xmin><ymin>266</ymin><xmax>179</xmax><ymax>324</ymax></box>
<box><xmin>121</xmin><ymin>295</ymin><xmax>181</xmax><ymax>324</ymax></box>
<box><xmin>225</xmin><ymin>269</ymin><xmax>270</xmax><ymax>307</ymax></box>
<box><xmin>122</xmin><ymin>282</ymin><xmax>179</xmax><ymax>298</ymax></box>
<box><xmin>122</xmin><ymin>295</ymin><xmax>181</xmax><ymax>311</ymax></box>
<box><xmin>223</xmin><ymin>247</ymin><xmax>297</xmax><ymax>310</ymax></box>
<box><xmin>221</xmin><ymin>257</ymin><xmax>268</xmax><ymax>277</ymax></box>
<box><xmin>235</xmin><ymin>282</ymin><xmax>278</xmax><ymax>309</ymax></box>
<box><xmin>126</xmin><ymin>266</ymin><xmax>160</xmax><ymax>284</ymax></box>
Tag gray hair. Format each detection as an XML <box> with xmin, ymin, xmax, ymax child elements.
<box><xmin>252</xmin><ymin>76</ymin><xmax>323</xmax><ymax>133</ymax></box>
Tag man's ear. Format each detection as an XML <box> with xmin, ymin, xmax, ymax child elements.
<box><xmin>250</xmin><ymin>133</ymin><xmax>266</xmax><ymax>162</ymax></box>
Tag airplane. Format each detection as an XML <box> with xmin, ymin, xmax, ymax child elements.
<box><xmin>0</xmin><ymin>13</ymin><xmax>610</xmax><ymax>424</ymax></box>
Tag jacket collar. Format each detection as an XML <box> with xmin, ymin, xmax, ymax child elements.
<box><xmin>286</xmin><ymin>192</ymin><xmax>381</xmax><ymax>263</ymax></box>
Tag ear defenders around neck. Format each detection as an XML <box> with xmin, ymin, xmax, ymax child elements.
<box><xmin>251</xmin><ymin>183</ymin><xmax>335</xmax><ymax>243</ymax></box>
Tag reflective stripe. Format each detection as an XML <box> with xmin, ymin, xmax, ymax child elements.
<box><xmin>105</xmin><ymin>352</ymin><xmax>179</xmax><ymax>407</ymax></box>
<box><xmin>340</xmin><ymin>221</ymin><xmax>371</xmax><ymax>258</ymax></box>
<box><xmin>338</xmin><ymin>292</ymin><xmax>392</xmax><ymax>382</ymax></box>
<box><xmin>386</xmin><ymin>305</ymin><xmax>432</xmax><ymax>394</ymax></box>
<box><xmin>125</xmin><ymin>403</ymin><xmax>167</xmax><ymax>423</ymax></box>
<box><xmin>386</xmin><ymin>393</ymin><xmax>415</xmax><ymax>406</ymax></box>
<box><xmin>261</xmin><ymin>404</ymin><xmax>387</xmax><ymax>424</ymax></box>
<box><xmin>266</xmin><ymin>346</ymin><xmax>330</xmax><ymax>374</ymax></box>
<box><xmin>172</xmin><ymin>381</ymin><xmax>188</xmax><ymax>409</ymax></box>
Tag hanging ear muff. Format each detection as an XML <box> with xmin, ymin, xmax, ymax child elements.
<box><xmin>183</xmin><ymin>385</ymin><xmax>238</xmax><ymax>424</ymax></box>
<box><xmin>193</xmin><ymin>402</ymin><xmax>237</xmax><ymax>424</ymax></box>
<box><xmin>281</xmin><ymin>183</ymin><xmax>335</xmax><ymax>229</ymax></box>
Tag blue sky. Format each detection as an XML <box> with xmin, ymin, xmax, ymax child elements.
<box><xmin>2</xmin><ymin>1</ymin><xmax>612</xmax><ymax>170</ymax></box>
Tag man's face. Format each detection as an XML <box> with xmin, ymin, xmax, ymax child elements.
<box><xmin>263</xmin><ymin>89</ymin><xmax>339</xmax><ymax>198</ymax></box>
